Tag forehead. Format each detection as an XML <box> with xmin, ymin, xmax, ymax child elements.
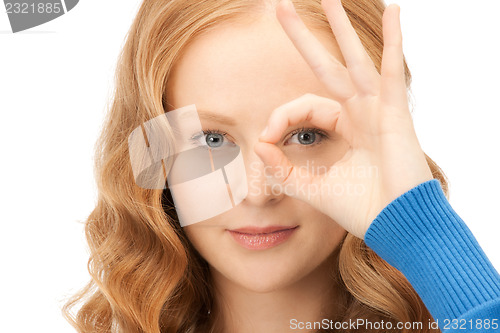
<box><xmin>166</xmin><ymin>14</ymin><xmax>342</xmax><ymax>114</ymax></box>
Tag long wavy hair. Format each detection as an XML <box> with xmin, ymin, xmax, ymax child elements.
<box><xmin>62</xmin><ymin>0</ymin><xmax>448</xmax><ymax>332</ymax></box>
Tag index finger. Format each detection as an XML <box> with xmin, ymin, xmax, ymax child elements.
<box><xmin>259</xmin><ymin>94</ymin><xmax>341</xmax><ymax>144</ymax></box>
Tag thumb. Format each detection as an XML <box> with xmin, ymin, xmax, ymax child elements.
<box><xmin>254</xmin><ymin>141</ymin><xmax>315</xmax><ymax>200</ymax></box>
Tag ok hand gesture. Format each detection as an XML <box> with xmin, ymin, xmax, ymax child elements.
<box><xmin>254</xmin><ymin>0</ymin><xmax>433</xmax><ymax>239</ymax></box>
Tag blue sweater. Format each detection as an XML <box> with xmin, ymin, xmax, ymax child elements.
<box><xmin>364</xmin><ymin>179</ymin><xmax>500</xmax><ymax>332</ymax></box>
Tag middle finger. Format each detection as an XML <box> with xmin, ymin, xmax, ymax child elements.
<box><xmin>321</xmin><ymin>0</ymin><xmax>380</xmax><ymax>94</ymax></box>
<box><xmin>276</xmin><ymin>0</ymin><xmax>356</xmax><ymax>101</ymax></box>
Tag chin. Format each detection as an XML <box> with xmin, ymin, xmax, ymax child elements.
<box><xmin>218</xmin><ymin>252</ymin><xmax>315</xmax><ymax>293</ymax></box>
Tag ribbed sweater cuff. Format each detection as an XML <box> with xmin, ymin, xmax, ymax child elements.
<box><xmin>364</xmin><ymin>179</ymin><xmax>500</xmax><ymax>329</ymax></box>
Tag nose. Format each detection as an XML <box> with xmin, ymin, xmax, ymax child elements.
<box><xmin>242</xmin><ymin>149</ymin><xmax>286</xmax><ymax>206</ymax></box>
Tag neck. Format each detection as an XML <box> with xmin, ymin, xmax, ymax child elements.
<box><xmin>210</xmin><ymin>251</ymin><xmax>342</xmax><ymax>333</ymax></box>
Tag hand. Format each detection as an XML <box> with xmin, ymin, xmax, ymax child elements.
<box><xmin>254</xmin><ymin>0</ymin><xmax>433</xmax><ymax>239</ymax></box>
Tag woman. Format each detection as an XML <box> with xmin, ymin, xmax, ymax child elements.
<box><xmin>63</xmin><ymin>0</ymin><xmax>500</xmax><ymax>332</ymax></box>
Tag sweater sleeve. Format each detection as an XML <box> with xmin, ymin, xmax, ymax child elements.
<box><xmin>364</xmin><ymin>179</ymin><xmax>500</xmax><ymax>332</ymax></box>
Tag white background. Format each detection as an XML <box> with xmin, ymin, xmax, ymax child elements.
<box><xmin>1</xmin><ymin>1</ymin><xmax>499</xmax><ymax>332</ymax></box>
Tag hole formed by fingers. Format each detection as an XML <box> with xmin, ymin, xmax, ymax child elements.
<box><xmin>260</xmin><ymin>94</ymin><xmax>341</xmax><ymax>144</ymax></box>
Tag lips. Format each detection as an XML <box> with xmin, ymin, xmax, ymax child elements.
<box><xmin>229</xmin><ymin>225</ymin><xmax>298</xmax><ymax>234</ymax></box>
<box><xmin>227</xmin><ymin>225</ymin><xmax>299</xmax><ymax>250</ymax></box>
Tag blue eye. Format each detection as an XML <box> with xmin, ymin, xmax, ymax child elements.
<box><xmin>286</xmin><ymin>128</ymin><xmax>326</xmax><ymax>146</ymax></box>
<box><xmin>191</xmin><ymin>129</ymin><xmax>235</xmax><ymax>149</ymax></box>
<box><xmin>205</xmin><ymin>132</ymin><xmax>224</xmax><ymax>148</ymax></box>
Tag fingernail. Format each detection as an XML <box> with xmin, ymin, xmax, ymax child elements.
<box><xmin>282</xmin><ymin>0</ymin><xmax>294</xmax><ymax>11</ymax></box>
<box><xmin>260</xmin><ymin>126</ymin><xmax>268</xmax><ymax>138</ymax></box>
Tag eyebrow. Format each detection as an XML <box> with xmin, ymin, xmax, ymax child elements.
<box><xmin>196</xmin><ymin>109</ymin><xmax>237</xmax><ymax>126</ymax></box>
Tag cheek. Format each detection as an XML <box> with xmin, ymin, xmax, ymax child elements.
<box><xmin>183</xmin><ymin>225</ymin><xmax>220</xmax><ymax>254</ymax></box>
<box><xmin>301</xmin><ymin>214</ymin><xmax>346</xmax><ymax>259</ymax></box>
<box><xmin>283</xmin><ymin>138</ymin><xmax>350</xmax><ymax>173</ymax></box>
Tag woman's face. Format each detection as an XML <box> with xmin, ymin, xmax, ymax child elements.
<box><xmin>166</xmin><ymin>13</ymin><xmax>349</xmax><ymax>293</ymax></box>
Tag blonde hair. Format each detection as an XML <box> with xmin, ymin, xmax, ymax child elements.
<box><xmin>63</xmin><ymin>0</ymin><xmax>447</xmax><ymax>332</ymax></box>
